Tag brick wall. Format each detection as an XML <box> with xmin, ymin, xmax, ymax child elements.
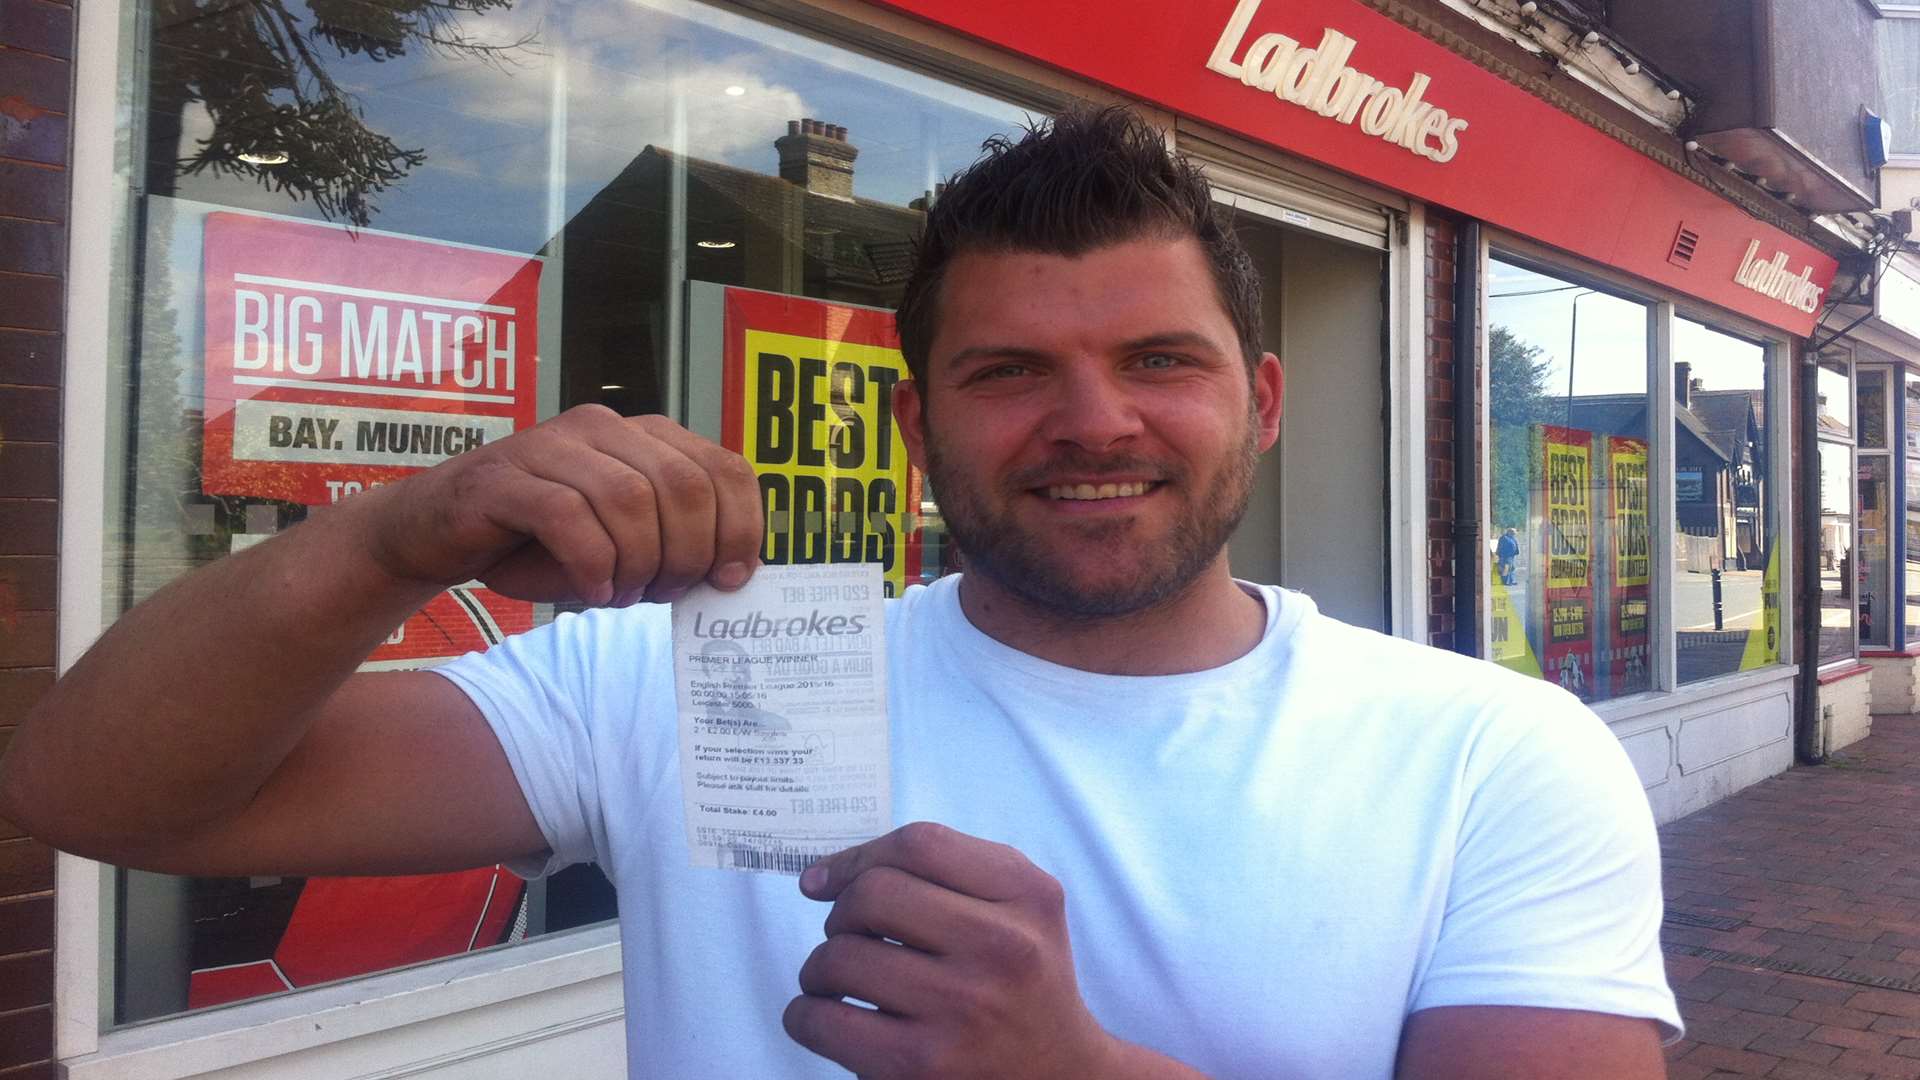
<box><xmin>1426</xmin><ymin>214</ymin><xmax>1460</xmax><ymax>653</ymax></box>
<box><xmin>0</xmin><ymin>0</ymin><xmax>71</xmax><ymax>1075</ymax></box>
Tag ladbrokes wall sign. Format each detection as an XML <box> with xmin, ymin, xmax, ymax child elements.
<box><xmin>1205</xmin><ymin>0</ymin><xmax>1467</xmax><ymax>164</ymax></box>
<box><xmin>867</xmin><ymin>0</ymin><xmax>1838</xmax><ymax>337</ymax></box>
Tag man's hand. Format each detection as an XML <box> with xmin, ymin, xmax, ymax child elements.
<box><xmin>355</xmin><ymin>405</ymin><xmax>763</xmax><ymax>606</ymax></box>
<box><xmin>784</xmin><ymin>822</ymin><xmax>1202</xmax><ymax>1079</ymax></box>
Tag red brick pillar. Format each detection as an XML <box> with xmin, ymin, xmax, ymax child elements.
<box><xmin>1426</xmin><ymin>214</ymin><xmax>1460</xmax><ymax>653</ymax></box>
<box><xmin>0</xmin><ymin>0</ymin><xmax>73</xmax><ymax>1074</ymax></box>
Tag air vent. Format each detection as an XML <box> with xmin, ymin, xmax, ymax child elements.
<box><xmin>1667</xmin><ymin>223</ymin><xmax>1700</xmax><ymax>268</ymax></box>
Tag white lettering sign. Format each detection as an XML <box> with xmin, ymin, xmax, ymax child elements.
<box><xmin>1733</xmin><ymin>240</ymin><xmax>1824</xmax><ymax>315</ymax></box>
<box><xmin>1206</xmin><ymin>0</ymin><xmax>1469</xmax><ymax>164</ymax></box>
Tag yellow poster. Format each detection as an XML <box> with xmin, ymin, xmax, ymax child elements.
<box><xmin>1545</xmin><ymin>438</ymin><xmax>1592</xmax><ymax>592</ymax></box>
<box><xmin>1739</xmin><ymin>541</ymin><xmax>1782</xmax><ymax>670</ymax></box>
<box><xmin>1490</xmin><ymin>563</ymin><xmax>1543</xmax><ymax>678</ymax></box>
<box><xmin>1611</xmin><ymin>446</ymin><xmax>1650</xmax><ymax>588</ymax></box>
<box><xmin>723</xmin><ymin>287</ymin><xmax>916</xmax><ymax>597</ymax></box>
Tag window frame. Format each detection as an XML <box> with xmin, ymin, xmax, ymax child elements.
<box><xmin>1816</xmin><ymin>350</ymin><xmax>1863</xmax><ymax>670</ymax></box>
<box><xmin>1480</xmin><ymin>232</ymin><xmax>1797</xmax><ymax>714</ymax></box>
<box><xmin>1857</xmin><ymin>365</ymin><xmax>1896</xmax><ymax>650</ymax></box>
<box><xmin>54</xmin><ymin>0</ymin><xmax>1085</xmax><ymax>1070</ymax></box>
<box><xmin>1875</xmin><ymin>7</ymin><xmax>1920</xmax><ymax>163</ymax></box>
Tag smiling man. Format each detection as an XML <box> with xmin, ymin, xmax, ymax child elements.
<box><xmin>2</xmin><ymin>108</ymin><xmax>1678</xmax><ymax>1078</ymax></box>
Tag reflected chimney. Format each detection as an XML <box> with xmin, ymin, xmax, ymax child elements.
<box><xmin>1675</xmin><ymin>362</ymin><xmax>1692</xmax><ymax>409</ymax></box>
<box><xmin>776</xmin><ymin>119</ymin><xmax>858</xmax><ymax>198</ymax></box>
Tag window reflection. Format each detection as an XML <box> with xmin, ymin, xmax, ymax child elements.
<box><xmin>1818</xmin><ymin>357</ymin><xmax>1857</xmax><ymax>665</ymax></box>
<box><xmin>1487</xmin><ymin>259</ymin><xmax>1650</xmax><ymax>702</ymax></box>
<box><xmin>113</xmin><ymin>0</ymin><xmax>1024</xmax><ymax>1025</ymax></box>
<box><xmin>1673</xmin><ymin>319</ymin><xmax>1776</xmax><ymax>684</ymax></box>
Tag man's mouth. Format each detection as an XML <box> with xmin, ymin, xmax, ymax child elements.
<box><xmin>1044</xmin><ymin>481</ymin><xmax>1156</xmax><ymax>501</ymax></box>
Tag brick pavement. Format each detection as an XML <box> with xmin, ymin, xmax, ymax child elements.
<box><xmin>1661</xmin><ymin>714</ymin><xmax>1920</xmax><ymax>1079</ymax></box>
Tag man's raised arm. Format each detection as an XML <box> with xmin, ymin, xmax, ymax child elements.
<box><xmin>0</xmin><ymin>406</ymin><xmax>762</xmax><ymax>878</ymax></box>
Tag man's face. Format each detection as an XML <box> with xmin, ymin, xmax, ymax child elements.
<box><xmin>895</xmin><ymin>235</ymin><xmax>1282</xmax><ymax>618</ymax></box>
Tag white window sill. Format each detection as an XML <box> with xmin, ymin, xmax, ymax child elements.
<box><xmin>63</xmin><ymin>922</ymin><xmax>622</xmax><ymax>1080</ymax></box>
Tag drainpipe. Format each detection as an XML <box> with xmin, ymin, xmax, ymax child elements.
<box><xmin>1452</xmin><ymin>221</ymin><xmax>1482</xmax><ymax>655</ymax></box>
<box><xmin>1796</xmin><ymin>344</ymin><xmax>1825</xmax><ymax>764</ymax></box>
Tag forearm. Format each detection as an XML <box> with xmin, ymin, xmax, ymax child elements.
<box><xmin>0</xmin><ymin>491</ymin><xmax>442</xmax><ymax>853</ymax></box>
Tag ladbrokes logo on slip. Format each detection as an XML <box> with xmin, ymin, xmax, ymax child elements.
<box><xmin>688</xmin><ymin>610</ymin><xmax>872</xmax><ymax>639</ymax></box>
<box><xmin>1205</xmin><ymin>0</ymin><xmax>1470</xmax><ymax>164</ymax></box>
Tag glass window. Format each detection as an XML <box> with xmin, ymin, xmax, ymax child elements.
<box><xmin>1819</xmin><ymin>359</ymin><xmax>1858</xmax><ymax>665</ymax></box>
<box><xmin>108</xmin><ymin>0</ymin><xmax>1024</xmax><ymax>1024</ymax></box>
<box><xmin>1673</xmin><ymin>319</ymin><xmax>1778</xmax><ymax>683</ymax></box>
<box><xmin>1487</xmin><ymin>258</ymin><xmax>1650</xmax><ymax>703</ymax></box>
<box><xmin>1858</xmin><ymin>369</ymin><xmax>1893</xmax><ymax>649</ymax></box>
<box><xmin>1879</xmin><ymin>17</ymin><xmax>1920</xmax><ymax>156</ymax></box>
<box><xmin>1860</xmin><ymin>455</ymin><xmax>1893</xmax><ymax>648</ymax></box>
<box><xmin>1905</xmin><ymin>372</ymin><xmax>1920</xmax><ymax>645</ymax></box>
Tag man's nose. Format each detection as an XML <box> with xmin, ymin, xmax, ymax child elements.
<box><xmin>1039</xmin><ymin>366</ymin><xmax>1144</xmax><ymax>451</ymax></box>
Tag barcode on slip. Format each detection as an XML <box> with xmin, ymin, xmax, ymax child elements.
<box><xmin>727</xmin><ymin>847</ymin><xmax>829</xmax><ymax>875</ymax></box>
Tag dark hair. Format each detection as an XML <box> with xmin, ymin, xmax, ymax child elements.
<box><xmin>895</xmin><ymin>106</ymin><xmax>1264</xmax><ymax>384</ymax></box>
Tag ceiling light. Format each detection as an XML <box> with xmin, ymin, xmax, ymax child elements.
<box><xmin>724</xmin><ymin>85</ymin><xmax>746</xmax><ymax>97</ymax></box>
<box><xmin>1624</xmin><ymin>61</ymin><xmax>1641</xmax><ymax>75</ymax></box>
<box><xmin>1582</xmin><ymin>30</ymin><xmax>1601</xmax><ymax>44</ymax></box>
<box><xmin>1665</xmin><ymin>88</ymin><xmax>1683</xmax><ymax>100</ymax></box>
<box><xmin>238</xmin><ymin>149</ymin><xmax>290</xmax><ymax>166</ymax></box>
<box><xmin>601</xmin><ymin>384</ymin><xmax>626</xmax><ymax>391</ymax></box>
<box><xmin>697</xmin><ymin>239</ymin><xmax>737</xmax><ymax>249</ymax></box>
<box><xmin>1519</xmin><ymin>2</ymin><xmax>1537</xmax><ymax>13</ymax></box>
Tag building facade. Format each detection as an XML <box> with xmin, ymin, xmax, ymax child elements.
<box><xmin>3</xmin><ymin>0</ymin><xmax>1914</xmax><ymax>1075</ymax></box>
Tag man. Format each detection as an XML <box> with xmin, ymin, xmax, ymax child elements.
<box><xmin>0</xmin><ymin>108</ymin><xmax>1677</xmax><ymax>1077</ymax></box>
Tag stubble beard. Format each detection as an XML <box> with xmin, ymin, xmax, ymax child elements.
<box><xmin>924</xmin><ymin>416</ymin><xmax>1261</xmax><ymax>621</ymax></box>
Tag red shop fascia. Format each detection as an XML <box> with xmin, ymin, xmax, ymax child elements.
<box><xmin>870</xmin><ymin>0</ymin><xmax>1837</xmax><ymax>338</ymax></box>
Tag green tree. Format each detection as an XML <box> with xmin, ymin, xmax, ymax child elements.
<box><xmin>149</xmin><ymin>0</ymin><xmax>532</xmax><ymax>227</ymax></box>
<box><xmin>1489</xmin><ymin>325</ymin><xmax>1552</xmax><ymax>530</ymax></box>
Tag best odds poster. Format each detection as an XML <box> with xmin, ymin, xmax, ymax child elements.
<box><xmin>1608</xmin><ymin>437</ymin><xmax>1651</xmax><ymax>696</ymax></box>
<box><xmin>200</xmin><ymin>211</ymin><xmax>541</xmax><ymax>668</ymax></box>
<box><xmin>719</xmin><ymin>286</ymin><xmax>920</xmax><ymax>597</ymax></box>
<box><xmin>1539</xmin><ymin>424</ymin><xmax>1595</xmax><ymax>699</ymax></box>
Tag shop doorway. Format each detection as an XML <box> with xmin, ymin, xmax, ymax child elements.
<box><xmin>1223</xmin><ymin>210</ymin><xmax>1390</xmax><ymax>631</ymax></box>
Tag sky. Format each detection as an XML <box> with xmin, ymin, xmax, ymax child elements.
<box><xmin>162</xmin><ymin>0</ymin><xmax>1033</xmax><ymax>254</ymax></box>
<box><xmin>1489</xmin><ymin>258</ymin><xmax>1769</xmax><ymax>401</ymax></box>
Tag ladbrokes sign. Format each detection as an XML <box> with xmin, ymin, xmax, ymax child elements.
<box><xmin>1205</xmin><ymin>0</ymin><xmax>1468</xmax><ymax>164</ymax></box>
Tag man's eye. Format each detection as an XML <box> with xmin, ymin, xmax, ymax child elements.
<box><xmin>1139</xmin><ymin>353</ymin><xmax>1184</xmax><ymax>370</ymax></box>
<box><xmin>978</xmin><ymin>363</ymin><xmax>1029</xmax><ymax>380</ymax></box>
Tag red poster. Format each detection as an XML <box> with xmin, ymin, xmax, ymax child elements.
<box><xmin>717</xmin><ymin>286</ymin><xmax>922</xmax><ymax>596</ymax></box>
<box><xmin>1538</xmin><ymin>425</ymin><xmax>1595</xmax><ymax>699</ymax></box>
<box><xmin>201</xmin><ymin>212</ymin><xmax>541</xmax><ymax>505</ymax></box>
<box><xmin>199</xmin><ymin>212</ymin><xmax>541</xmax><ymax>668</ymax></box>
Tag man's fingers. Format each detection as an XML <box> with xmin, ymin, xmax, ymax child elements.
<box><xmin>782</xmin><ymin>993</ymin><xmax>924</xmax><ymax>1078</ymax></box>
<box><xmin>630</xmin><ymin>416</ymin><xmax>764</xmax><ymax>589</ymax></box>
<box><xmin>801</xmin><ymin>822</ymin><xmax>1042</xmax><ymax>904</ymax></box>
<box><xmin>797</xmin><ymin>933</ymin><xmax>946</xmax><ymax>1017</ymax></box>
<box><xmin>478</xmin><ymin>471</ymin><xmax>618</xmax><ymax>604</ymax></box>
<box><xmin>517</xmin><ymin>449</ymin><xmax>663</xmax><ymax>602</ymax></box>
<box><xmin>822</xmin><ymin>864</ymin><xmax>982</xmax><ymax>955</ymax></box>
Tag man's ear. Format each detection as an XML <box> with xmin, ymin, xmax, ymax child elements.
<box><xmin>1253</xmin><ymin>353</ymin><xmax>1283</xmax><ymax>453</ymax></box>
<box><xmin>895</xmin><ymin>377</ymin><xmax>930</xmax><ymax>471</ymax></box>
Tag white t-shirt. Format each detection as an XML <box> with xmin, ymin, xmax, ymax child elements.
<box><xmin>437</xmin><ymin>576</ymin><xmax>1680</xmax><ymax>1078</ymax></box>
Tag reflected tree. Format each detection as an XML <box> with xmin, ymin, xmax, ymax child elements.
<box><xmin>1489</xmin><ymin>325</ymin><xmax>1553</xmax><ymax>529</ymax></box>
<box><xmin>149</xmin><ymin>0</ymin><xmax>533</xmax><ymax>227</ymax></box>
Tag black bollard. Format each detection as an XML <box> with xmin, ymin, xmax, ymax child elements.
<box><xmin>1712</xmin><ymin>567</ymin><xmax>1724</xmax><ymax>631</ymax></box>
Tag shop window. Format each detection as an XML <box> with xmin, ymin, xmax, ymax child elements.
<box><xmin>1672</xmin><ymin>319</ymin><xmax>1779</xmax><ymax>684</ymax></box>
<box><xmin>1879</xmin><ymin>16</ymin><xmax>1920</xmax><ymax>157</ymax></box>
<box><xmin>1818</xmin><ymin>359</ymin><xmax>1858</xmax><ymax>665</ymax></box>
<box><xmin>1487</xmin><ymin>259</ymin><xmax>1651</xmax><ymax>703</ymax></box>
<box><xmin>1858</xmin><ymin>369</ymin><xmax>1893</xmax><ymax>649</ymax></box>
<box><xmin>1905</xmin><ymin>372</ymin><xmax>1920</xmax><ymax>645</ymax></box>
<box><xmin>106</xmin><ymin>0</ymin><xmax>1023</xmax><ymax>1024</ymax></box>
